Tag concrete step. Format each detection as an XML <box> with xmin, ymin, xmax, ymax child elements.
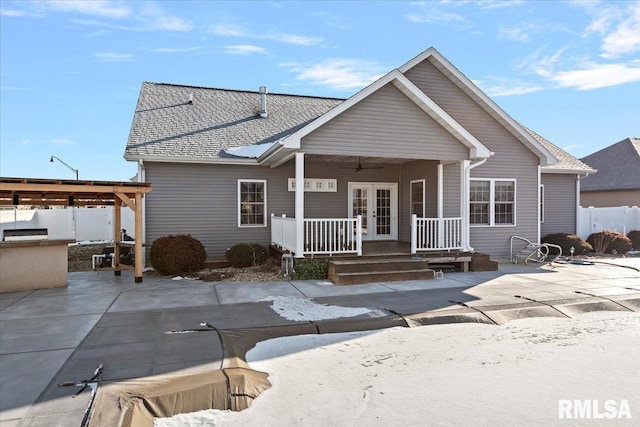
<box><xmin>328</xmin><ymin>258</ymin><xmax>430</xmax><ymax>274</ymax></box>
<box><xmin>330</xmin><ymin>268</ymin><xmax>435</xmax><ymax>285</ymax></box>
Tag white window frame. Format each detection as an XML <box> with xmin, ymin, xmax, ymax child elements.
<box><xmin>540</xmin><ymin>184</ymin><xmax>545</xmax><ymax>223</ymax></box>
<box><xmin>410</xmin><ymin>179</ymin><xmax>426</xmax><ymax>218</ymax></box>
<box><xmin>470</xmin><ymin>178</ymin><xmax>516</xmax><ymax>227</ymax></box>
<box><xmin>237</xmin><ymin>179</ymin><xmax>267</xmax><ymax>228</ymax></box>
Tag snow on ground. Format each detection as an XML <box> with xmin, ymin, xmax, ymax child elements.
<box><xmin>156</xmin><ymin>312</ymin><xmax>640</xmax><ymax>426</ymax></box>
<box><xmin>260</xmin><ymin>296</ymin><xmax>375</xmax><ymax>321</ymax></box>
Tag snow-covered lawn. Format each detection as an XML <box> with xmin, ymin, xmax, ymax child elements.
<box><xmin>157</xmin><ymin>311</ymin><xmax>640</xmax><ymax>426</ymax></box>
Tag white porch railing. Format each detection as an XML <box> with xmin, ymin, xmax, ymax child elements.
<box><xmin>270</xmin><ymin>214</ymin><xmax>297</xmax><ymax>253</ymax></box>
<box><xmin>411</xmin><ymin>214</ymin><xmax>463</xmax><ymax>253</ymax></box>
<box><xmin>271</xmin><ymin>214</ymin><xmax>362</xmax><ymax>256</ymax></box>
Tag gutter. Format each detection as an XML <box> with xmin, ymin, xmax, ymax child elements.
<box><xmin>124</xmin><ymin>155</ymin><xmax>258</xmax><ymax>166</ymax></box>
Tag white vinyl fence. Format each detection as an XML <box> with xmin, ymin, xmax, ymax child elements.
<box><xmin>0</xmin><ymin>207</ymin><xmax>134</xmax><ymax>241</ymax></box>
<box><xmin>577</xmin><ymin>206</ymin><xmax>640</xmax><ymax>239</ymax></box>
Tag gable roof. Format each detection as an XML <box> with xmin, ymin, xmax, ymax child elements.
<box><xmin>520</xmin><ymin>126</ymin><xmax>595</xmax><ymax>174</ymax></box>
<box><xmin>580</xmin><ymin>138</ymin><xmax>640</xmax><ymax>191</ymax></box>
<box><xmin>124</xmin><ymin>82</ymin><xmax>342</xmax><ymax>163</ymax></box>
<box><xmin>262</xmin><ymin>69</ymin><xmax>493</xmax><ymax>164</ymax></box>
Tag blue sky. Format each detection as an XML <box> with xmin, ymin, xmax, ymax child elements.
<box><xmin>1</xmin><ymin>0</ymin><xmax>639</xmax><ymax>181</ymax></box>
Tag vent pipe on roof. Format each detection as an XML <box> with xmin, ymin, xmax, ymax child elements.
<box><xmin>188</xmin><ymin>93</ymin><xmax>194</xmax><ymax>104</ymax></box>
<box><xmin>259</xmin><ymin>86</ymin><xmax>268</xmax><ymax>118</ymax></box>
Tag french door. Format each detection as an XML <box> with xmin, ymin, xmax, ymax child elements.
<box><xmin>348</xmin><ymin>183</ymin><xmax>398</xmax><ymax>241</ymax></box>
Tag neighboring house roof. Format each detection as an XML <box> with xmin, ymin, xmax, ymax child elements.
<box><xmin>521</xmin><ymin>126</ymin><xmax>595</xmax><ymax>174</ymax></box>
<box><xmin>580</xmin><ymin>138</ymin><xmax>640</xmax><ymax>191</ymax></box>
<box><xmin>125</xmin><ymin>82</ymin><xmax>342</xmax><ymax>163</ymax></box>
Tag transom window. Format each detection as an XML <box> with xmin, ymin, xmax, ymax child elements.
<box><xmin>410</xmin><ymin>179</ymin><xmax>425</xmax><ymax>218</ymax></box>
<box><xmin>470</xmin><ymin>179</ymin><xmax>515</xmax><ymax>226</ymax></box>
<box><xmin>238</xmin><ymin>180</ymin><xmax>266</xmax><ymax>227</ymax></box>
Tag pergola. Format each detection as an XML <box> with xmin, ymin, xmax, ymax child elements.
<box><xmin>0</xmin><ymin>177</ymin><xmax>151</xmax><ymax>282</ymax></box>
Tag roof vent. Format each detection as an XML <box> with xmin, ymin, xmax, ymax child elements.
<box><xmin>259</xmin><ymin>86</ymin><xmax>268</xmax><ymax>118</ymax></box>
<box><xmin>188</xmin><ymin>93</ymin><xmax>194</xmax><ymax>104</ymax></box>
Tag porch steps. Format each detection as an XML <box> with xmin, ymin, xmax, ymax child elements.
<box><xmin>328</xmin><ymin>258</ymin><xmax>435</xmax><ymax>285</ymax></box>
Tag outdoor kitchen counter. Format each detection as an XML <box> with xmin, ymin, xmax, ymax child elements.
<box><xmin>0</xmin><ymin>239</ymin><xmax>74</xmax><ymax>293</ymax></box>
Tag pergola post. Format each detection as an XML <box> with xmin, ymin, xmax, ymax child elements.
<box><xmin>114</xmin><ymin>196</ymin><xmax>122</xmax><ymax>276</ymax></box>
<box><xmin>134</xmin><ymin>192</ymin><xmax>143</xmax><ymax>282</ymax></box>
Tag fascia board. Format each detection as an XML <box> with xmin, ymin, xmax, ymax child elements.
<box><xmin>124</xmin><ymin>154</ymin><xmax>258</xmax><ymax>165</ymax></box>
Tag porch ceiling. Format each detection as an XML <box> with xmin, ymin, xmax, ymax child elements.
<box><xmin>305</xmin><ymin>154</ymin><xmax>411</xmax><ymax>164</ymax></box>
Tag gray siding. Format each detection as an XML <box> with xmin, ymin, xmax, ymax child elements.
<box><xmin>542</xmin><ymin>174</ymin><xmax>577</xmax><ymax>235</ymax></box>
<box><xmin>406</xmin><ymin>59</ymin><xmax>540</xmax><ymax>257</ymax></box>
<box><xmin>443</xmin><ymin>162</ymin><xmax>461</xmax><ymax>218</ymax></box>
<box><xmin>301</xmin><ymin>83</ymin><xmax>468</xmax><ymax>161</ymax></box>
<box><xmin>399</xmin><ymin>160</ymin><xmax>439</xmax><ymax>241</ymax></box>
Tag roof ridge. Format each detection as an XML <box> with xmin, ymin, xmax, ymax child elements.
<box><xmin>143</xmin><ymin>81</ymin><xmax>346</xmax><ymax>101</ymax></box>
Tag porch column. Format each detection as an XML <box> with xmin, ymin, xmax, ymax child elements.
<box><xmin>437</xmin><ymin>163</ymin><xmax>444</xmax><ymax>248</ymax></box>
<box><xmin>461</xmin><ymin>160</ymin><xmax>471</xmax><ymax>251</ymax></box>
<box><xmin>295</xmin><ymin>152</ymin><xmax>305</xmax><ymax>258</ymax></box>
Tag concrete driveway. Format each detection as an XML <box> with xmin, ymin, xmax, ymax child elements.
<box><xmin>1</xmin><ymin>259</ymin><xmax>639</xmax><ymax>426</ymax></box>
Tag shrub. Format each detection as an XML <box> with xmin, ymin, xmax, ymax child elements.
<box><xmin>149</xmin><ymin>235</ymin><xmax>206</xmax><ymax>276</ymax></box>
<box><xmin>541</xmin><ymin>233</ymin><xmax>592</xmax><ymax>256</ymax></box>
<box><xmin>292</xmin><ymin>258</ymin><xmax>331</xmax><ymax>280</ymax></box>
<box><xmin>587</xmin><ymin>231</ymin><xmax>632</xmax><ymax>254</ymax></box>
<box><xmin>225</xmin><ymin>243</ymin><xmax>269</xmax><ymax>267</ymax></box>
<box><xmin>628</xmin><ymin>230</ymin><xmax>640</xmax><ymax>250</ymax></box>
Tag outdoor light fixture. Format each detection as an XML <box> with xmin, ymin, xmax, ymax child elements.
<box><xmin>50</xmin><ymin>155</ymin><xmax>79</xmax><ymax>180</ymax></box>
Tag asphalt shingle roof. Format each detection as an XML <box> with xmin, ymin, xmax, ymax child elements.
<box><xmin>125</xmin><ymin>82</ymin><xmax>591</xmax><ymax>176</ymax></box>
<box><xmin>125</xmin><ymin>82</ymin><xmax>343</xmax><ymax>160</ymax></box>
<box><xmin>520</xmin><ymin>126</ymin><xmax>594</xmax><ymax>173</ymax></box>
<box><xmin>580</xmin><ymin>138</ymin><xmax>640</xmax><ymax>191</ymax></box>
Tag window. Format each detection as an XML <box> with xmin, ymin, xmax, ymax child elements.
<box><xmin>410</xmin><ymin>179</ymin><xmax>425</xmax><ymax>218</ymax></box>
<box><xmin>238</xmin><ymin>180</ymin><xmax>266</xmax><ymax>227</ymax></box>
<box><xmin>470</xmin><ymin>179</ymin><xmax>515</xmax><ymax>226</ymax></box>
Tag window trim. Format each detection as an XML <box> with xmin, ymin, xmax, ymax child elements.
<box><xmin>470</xmin><ymin>178</ymin><xmax>517</xmax><ymax>227</ymax></box>
<box><xmin>410</xmin><ymin>179</ymin><xmax>426</xmax><ymax>218</ymax></box>
<box><xmin>237</xmin><ymin>179</ymin><xmax>267</xmax><ymax>228</ymax></box>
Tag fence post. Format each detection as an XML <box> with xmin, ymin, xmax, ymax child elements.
<box><xmin>356</xmin><ymin>215</ymin><xmax>362</xmax><ymax>256</ymax></box>
<box><xmin>411</xmin><ymin>214</ymin><xmax>417</xmax><ymax>254</ymax></box>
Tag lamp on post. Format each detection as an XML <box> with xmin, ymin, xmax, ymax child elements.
<box><xmin>50</xmin><ymin>156</ymin><xmax>79</xmax><ymax>180</ymax></box>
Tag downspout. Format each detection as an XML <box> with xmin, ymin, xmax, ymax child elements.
<box><xmin>463</xmin><ymin>158</ymin><xmax>488</xmax><ymax>252</ymax></box>
<box><xmin>138</xmin><ymin>160</ymin><xmax>146</xmax><ymax>265</ymax></box>
<box><xmin>575</xmin><ymin>171</ymin><xmax>590</xmax><ymax>235</ymax></box>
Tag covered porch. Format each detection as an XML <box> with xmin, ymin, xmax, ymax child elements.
<box><xmin>268</xmin><ymin>153</ymin><xmax>478</xmax><ymax>259</ymax></box>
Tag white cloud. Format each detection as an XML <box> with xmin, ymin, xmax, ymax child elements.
<box><xmin>95</xmin><ymin>52</ymin><xmax>133</xmax><ymax>62</ymax></box>
<box><xmin>563</xmin><ymin>144</ymin><xmax>579</xmax><ymax>152</ymax></box>
<box><xmin>223</xmin><ymin>45</ymin><xmax>267</xmax><ymax>55</ymax></box>
<box><xmin>0</xmin><ymin>86</ymin><xmax>34</xmax><ymax>91</ymax></box>
<box><xmin>473</xmin><ymin>77</ymin><xmax>543</xmax><ymax>97</ymax></box>
<box><xmin>138</xmin><ymin>3</ymin><xmax>191</xmax><ymax>32</ymax></box>
<box><xmin>151</xmin><ymin>46</ymin><xmax>203</xmax><ymax>53</ymax></box>
<box><xmin>549</xmin><ymin>61</ymin><xmax>640</xmax><ymax>90</ymax></box>
<box><xmin>498</xmin><ymin>26</ymin><xmax>529</xmax><ymax>42</ymax></box>
<box><xmin>284</xmin><ymin>59</ymin><xmax>387</xmax><ymax>91</ymax></box>
<box><xmin>211</xmin><ymin>23</ymin><xmax>322</xmax><ymax>46</ymax></box>
<box><xmin>600</xmin><ymin>3</ymin><xmax>640</xmax><ymax>58</ymax></box>
<box><xmin>0</xmin><ymin>8</ymin><xmax>31</xmax><ymax>17</ymax></box>
<box><xmin>263</xmin><ymin>33</ymin><xmax>323</xmax><ymax>46</ymax></box>
<box><xmin>42</xmin><ymin>0</ymin><xmax>131</xmax><ymax>18</ymax></box>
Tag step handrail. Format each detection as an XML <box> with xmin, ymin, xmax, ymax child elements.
<box><xmin>510</xmin><ymin>235</ymin><xmax>562</xmax><ymax>265</ymax></box>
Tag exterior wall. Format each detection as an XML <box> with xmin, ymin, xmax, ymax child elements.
<box><xmin>405</xmin><ymin>59</ymin><xmax>540</xmax><ymax>257</ymax></box>
<box><xmin>398</xmin><ymin>160</ymin><xmax>439</xmax><ymax>241</ymax></box>
<box><xmin>580</xmin><ymin>190</ymin><xmax>640</xmax><ymax>208</ymax></box>
<box><xmin>302</xmin><ymin>83</ymin><xmax>469</xmax><ymax>161</ymax></box>
<box><xmin>443</xmin><ymin>162</ymin><xmax>461</xmax><ymax>218</ymax></box>
<box><xmin>146</xmin><ymin>160</ymin><xmax>406</xmax><ymax>259</ymax></box>
<box><xmin>541</xmin><ymin>174</ymin><xmax>578</xmax><ymax>236</ymax></box>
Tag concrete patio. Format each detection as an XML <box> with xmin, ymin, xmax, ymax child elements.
<box><xmin>1</xmin><ymin>259</ymin><xmax>639</xmax><ymax>426</ymax></box>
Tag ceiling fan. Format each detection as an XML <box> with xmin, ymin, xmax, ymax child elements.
<box><xmin>340</xmin><ymin>157</ymin><xmax>384</xmax><ymax>172</ymax></box>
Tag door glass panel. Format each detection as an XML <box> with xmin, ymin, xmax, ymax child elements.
<box><xmin>376</xmin><ymin>189</ymin><xmax>391</xmax><ymax>235</ymax></box>
<box><xmin>352</xmin><ymin>188</ymin><xmax>368</xmax><ymax>235</ymax></box>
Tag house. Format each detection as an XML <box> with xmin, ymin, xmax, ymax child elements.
<box><xmin>580</xmin><ymin>138</ymin><xmax>640</xmax><ymax>208</ymax></box>
<box><xmin>124</xmin><ymin>47</ymin><xmax>593</xmax><ymax>261</ymax></box>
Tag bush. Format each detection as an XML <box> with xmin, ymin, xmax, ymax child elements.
<box><xmin>541</xmin><ymin>233</ymin><xmax>592</xmax><ymax>256</ymax></box>
<box><xmin>292</xmin><ymin>258</ymin><xmax>331</xmax><ymax>280</ymax></box>
<box><xmin>150</xmin><ymin>235</ymin><xmax>206</xmax><ymax>276</ymax></box>
<box><xmin>587</xmin><ymin>231</ymin><xmax>632</xmax><ymax>254</ymax></box>
<box><xmin>628</xmin><ymin>230</ymin><xmax>640</xmax><ymax>250</ymax></box>
<box><xmin>225</xmin><ymin>243</ymin><xmax>269</xmax><ymax>267</ymax></box>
